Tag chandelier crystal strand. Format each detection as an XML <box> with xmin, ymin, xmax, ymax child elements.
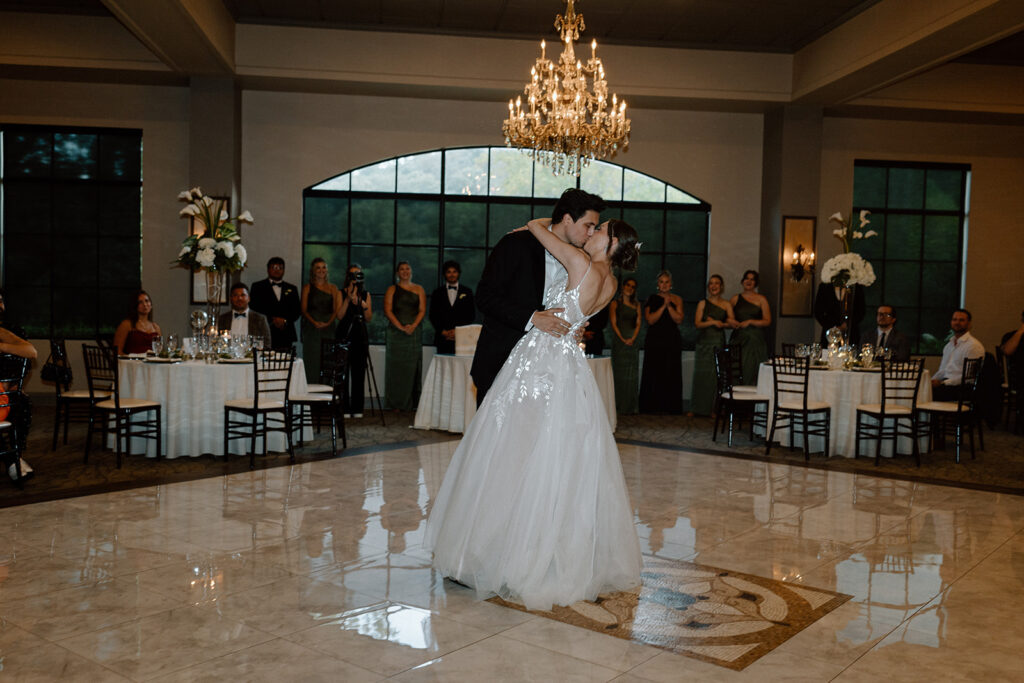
<box><xmin>503</xmin><ymin>0</ymin><xmax>630</xmax><ymax>176</ymax></box>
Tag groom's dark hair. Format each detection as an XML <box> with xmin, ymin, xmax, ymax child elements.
<box><xmin>551</xmin><ymin>188</ymin><xmax>606</xmax><ymax>225</ymax></box>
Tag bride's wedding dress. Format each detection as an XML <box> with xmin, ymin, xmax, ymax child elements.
<box><xmin>424</xmin><ymin>263</ymin><xmax>642</xmax><ymax>611</ymax></box>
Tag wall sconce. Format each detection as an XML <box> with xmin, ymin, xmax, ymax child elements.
<box><xmin>791</xmin><ymin>244</ymin><xmax>815</xmax><ymax>282</ymax></box>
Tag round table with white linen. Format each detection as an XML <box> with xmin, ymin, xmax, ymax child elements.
<box><xmin>116</xmin><ymin>358</ymin><xmax>309</xmax><ymax>458</ymax></box>
<box><xmin>755</xmin><ymin>363</ymin><xmax>931</xmax><ymax>458</ymax></box>
<box><xmin>414</xmin><ymin>354</ymin><xmax>616</xmax><ymax>433</ymax></box>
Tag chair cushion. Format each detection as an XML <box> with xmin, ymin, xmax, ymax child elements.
<box><xmin>779</xmin><ymin>400</ymin><xmax>830</xmax><ymax>411</ymax></box>
<box><xmin>306</xmin><ymin>383</ymin><xmax>333</xmax><ymax>393</ymax></box>
<box><xmin>62</xmin><ymin>389</ymin><xmax>111</xmax><ymax>399</ymax></box>
<box><xmin>721</xmin><ymin>392</ymin><xmax>770</xmax><ymax>403</ymax></box>
<box><xmin>292</xmin><ymin>393</ymin><xmax>334</xmax><ymax>403</ymax></box>
<box><xmin>917</xmin><ymin>401</ymin><xmax>969</xmax><ymax>413</ymax></box>
<box><xmin>225</xmin><ymin>398</ymin><xmax>286</xmax><ymax>410</ymax></box>
<box><xmin>856</xmin><ymin>403</ymin><xmax>912</xmax><ymax>415</ymax></box>
<box><xmin>96</xmin><ymin>397</ymin><xmax>160</xmax><ymax>410</ymax></box>
<box><xmin>733</xmin><ymin>385</ymin><xmax>759</xmax><ymax>393</ymax></box>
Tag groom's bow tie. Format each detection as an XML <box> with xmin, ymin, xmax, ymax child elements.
<box><xmin>270</xmin><ymin>280</ymin><xmax>282</xmax><ymax>286</ymax></box>
<box><xmin>234</xmin><ymin>312</ymin><xmax>247</xmax><ymax>319</ymax></box>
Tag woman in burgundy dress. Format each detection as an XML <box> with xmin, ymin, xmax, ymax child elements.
<box><xmin>113</xmin><ymin>291</ymin><xmax>162</xmax><ymax>354</ymax></box>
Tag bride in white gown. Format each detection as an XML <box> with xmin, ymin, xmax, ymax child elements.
<box><xmin>424</xmin><ymin>217</ymin><xmax>643</xmax><ymax>611</ymax></box>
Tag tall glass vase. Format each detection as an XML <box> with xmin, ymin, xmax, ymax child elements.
<box><xmin>839</xmin><ymin>283</ymin><xmax>855</xmax><ymax>347</ymax></box>
<box><xmin>205</xmin><ymin>269</ymin><xmax>225</xmax><ymax>332</ymax></box>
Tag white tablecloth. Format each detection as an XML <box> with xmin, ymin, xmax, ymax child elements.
<box><xmin>414</xmin><ymin>354</ymin><xmax>617</xmax><ymax>433</ymax></box>
<box><xmin>116</xmin><ymin>358</ymin><xmax>309</xmax><ymax>458</ymax></box>
<box><xmin>756</xmin><ymin>363</ymin><xmax>932</xmax><ymax>458</ymax></box>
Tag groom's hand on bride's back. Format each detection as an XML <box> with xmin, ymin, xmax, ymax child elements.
<box><xmin>531</xmin><ymin>308</ymin><xmax>570</xmax><ymax>337</ymax></box>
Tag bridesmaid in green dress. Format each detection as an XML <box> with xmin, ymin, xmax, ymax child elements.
<box><xmin>609</xmin><ymin>277</ymin><xmax>642</xmax><ymax>415</ymax></box>
<box><xmin>384</xmin><ymin>261</ymin><xmax>426</xmax><ymax>410</ymax></box>
<box><xmin>691</xmin><ymin>274</ymin><xmax>737</xmax><ymax>416</ymax></box>
<box><xmin>300</xmin><ymin>257</ymin><xmax>340</xmax><ymax>383</ymax></box>
<box><xmin>729</xmin><ymin>269</ymin><xmax>772</xmax><ymax>386</ymax></box>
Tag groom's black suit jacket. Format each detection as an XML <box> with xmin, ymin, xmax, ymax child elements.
<box><xmin>471</xmin><ymin>231</ymin><xmax>547</xmax><ymax>404</ymax></box>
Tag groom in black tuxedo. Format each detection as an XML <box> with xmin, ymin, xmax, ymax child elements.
<box><xmin>471</xmin><ymin>188</ymin><xmax>606</xmax><ymax>405</ymax></box>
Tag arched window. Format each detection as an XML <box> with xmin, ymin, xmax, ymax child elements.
<box><xmin>303</xmin><ymin>147</ymin><xmax>710</xmax><ymax>346</ymax></box>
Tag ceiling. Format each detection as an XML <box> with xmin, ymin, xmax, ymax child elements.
<box><xmin>3</xmin><ymin>0</ymin><xmax>1022</xmax><ymax>61</ymax></box>
<box><xmin>5</xmin><ymin>0</ymin><xmax>1022</xmax><ymax>63</ymax></box>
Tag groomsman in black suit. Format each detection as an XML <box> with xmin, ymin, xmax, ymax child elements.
<box><xmin>429</xmin><ymin>260</ymin><xmax>476</xmax><ymax>355</ymax></box>
<box><xmin>471</xmin><ymin>188</ymin><xmax>606</xmax><ymax>405</ymax></box>
<box><xmin>249</xmin><ymin>257</ymin><xmax>301</xmax><ymax>349</ymax></box>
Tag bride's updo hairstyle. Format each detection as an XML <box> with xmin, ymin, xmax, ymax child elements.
<box><xmin>606</xmin><ymin>219</ymin><xmax>640</xmax><ymax>272</ymax></box>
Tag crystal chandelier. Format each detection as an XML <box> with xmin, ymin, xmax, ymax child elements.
<box><xmin>502</xmin><ymin>0</ymin><xmax>631</xmax><ymax>176</ymax></box>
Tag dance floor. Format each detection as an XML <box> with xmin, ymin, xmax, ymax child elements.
<box><xmin>1</xmin><ymin>440</ymin><xmax>1022</xmax><ymax>681</ymax></box>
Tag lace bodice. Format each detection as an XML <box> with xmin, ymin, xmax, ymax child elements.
<box><xmin>542</xmin><ymin>262</ymin><xmax>593</xmax><ymax>338</ymax></box>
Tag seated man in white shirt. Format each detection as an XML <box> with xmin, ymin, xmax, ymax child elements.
<box><xmin>217</xmin><ymin>282</ymin><xmax>272</xmax><ymax>343</ymax></box>
<box><xmin>931</xmin><ymin>308</ymin><xmax>985</xmax><ymax>401</ymax></box>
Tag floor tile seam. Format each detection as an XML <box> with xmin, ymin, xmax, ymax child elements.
<box><xmin>936</xmin><ymin>530</ymin><xmax>1024</xmax><ymax>587</ymax></box>
<box><xmin>826</xmin><ymin>616</ymin><xmax>910</xmax><ymax>681</ymax></box>
<box><xmin>54</xmin><ymin>604</ymin><xmax>279</xmax><ymax>679</ymax></box>
<box><xmin>4</xmin><ymin>596</ymin><xmax>189</xmax><ymax>647</ymax></box>
<box><xmin>499</xmin><ymin>622</ymin><xmax>663</xmax><ymax>673</ymax></box>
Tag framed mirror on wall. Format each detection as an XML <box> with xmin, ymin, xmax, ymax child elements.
<box><xmin>780</xmin><ymin>216</ymin><xmax>816</xmax><ymax>317</ymax></box>
<box><xmin>188</xmin><ymin>196</ymin><xmax>232</xmax><ymax>305</ymax></box>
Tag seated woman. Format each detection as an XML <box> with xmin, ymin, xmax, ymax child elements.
<box><xmin>0</xmin><ymin>324</ymin><xmax>38</xmax><ymax>481</ymax></box>
<box><xmin>113</xmin><ymin>291</ymin><xmax>162</xmax><ymax>354</ymax></box>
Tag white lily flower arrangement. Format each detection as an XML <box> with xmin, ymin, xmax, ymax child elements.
<box><xmin>174</xmin><ymin>187</ymin><xmax>254</xmax><ymax>273</ymax></box>
<box><xmin>822</xmin><ymin>210</ymin><xmax>878</xmax><ymax>287</ymax></box>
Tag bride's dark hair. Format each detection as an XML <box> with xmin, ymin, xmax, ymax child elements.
<box><xmin>606</xmin><ymin>219</ymin><xmax>640</xmax><ymax>271</ymax></box>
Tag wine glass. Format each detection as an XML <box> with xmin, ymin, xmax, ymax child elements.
<box><xmin>190</xmin><ymin>310</ymin><xmax>209</xmax><ymax>336</ymax></box>
<box><xmin>151</xmin><ymin>336</ymin><xmax>164</xmax><ymax>356</ymax></box>
<box><xmin>166</xmin><ymin>334</ymin><xmax>181</xmax><ymax>356</ymax></box>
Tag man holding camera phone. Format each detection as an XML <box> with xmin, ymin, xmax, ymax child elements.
<box><xmin>337</xmin><ymin>264</ymin><xmax>374</xmax><ymax>417</ymax></box>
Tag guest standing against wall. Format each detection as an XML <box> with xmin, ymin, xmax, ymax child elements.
<box><xmin>300</xmin><ymin>257</ymin><xmax>340</xmax><ymax>384</ymax></box>
<box><xmin>730</xmin><ymin>270</ymin><xmax>771</xmax><ymax>385</ymax></box>
<box><xmin>428</xmin><ymin>260</ymin><xmax>475</xmax><ymax>355</ymax></box>
<box><xmin>249</xmin><ymin>256</ymin><xmax>301</xmax><ymax>350</ymax></box>
<box><xmin>609</xmin><ymin>277</ymin><xmax>641</xmax><ymax>415</ymax></box>
<box><xmin>336</xmin><ymin>264</ymin><xmax>373</xmax><ymax>418</ymax></box>
<box><xmin>384</xmin><ymin>261</ymin><xmax>426</xmax><ymax>410</ymax></box>
<box><xmin>639</xmin><ymin>270</ymin><xmax>684</xmax><ymax>414</ymax></box>
<box><xmin>692</xmin><ymin>274</ymin><xmax>737</xmax><ymax>416</ymax></box>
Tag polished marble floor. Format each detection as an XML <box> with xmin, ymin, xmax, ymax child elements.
<box><xmin>1</xmin><ymin>440</ymin><xmax>1022</xmax><ymax>681</ymax></box>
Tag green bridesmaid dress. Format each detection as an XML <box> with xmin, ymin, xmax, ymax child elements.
<box><xmin>691</xmin><ymin>299</ymin><xmax>727</xmax><ymax>416</ymax></box>
<box><xmin>385</xmin><ymin>285</ymin><xmax>423</xmax><ymax>410</ymax></box>
<box><xmin>610</xmin><ymin>301</ymin><xmax>640</xmax><ymax>415</ymax></box>
<box><xmin>732</xmin><ymin>296</ymin><xmax>769</xmax><ymax>386</ymax></box>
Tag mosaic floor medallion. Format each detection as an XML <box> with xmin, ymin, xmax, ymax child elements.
<box><xmin>488</xmin><ymin>556</ymin><xmax>851</xmax><ymax>670</ymax></box>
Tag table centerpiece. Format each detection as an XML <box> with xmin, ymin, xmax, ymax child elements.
<box><xmin>174</xmin><ymin>187</ymin><xmax>253</xmax><ymax>327</ymax></box>
<box><xmin>821</xmin><ymin>210</ymin><xmax>877</xmax><ymax>349</ymax></box>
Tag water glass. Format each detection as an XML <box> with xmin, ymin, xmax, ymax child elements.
<box><xmin>167</xmin><ymin>334</ymin><xmax>181</xmax><ymax>355</ymax></box>
<box><xmin>151</xmin><ymin>336</ymin><xmax>164</xmax><ymax>355</ymax></box>
<box><xmin>252</xmin><ymin>336</ymin><xmax>265</xmax><ymax>351</ymax></box>
<box><xmin>810</xmin><ymin>343</ymin><xmax>822</xmax><ymax>361</ymax></box>
<box><xmin>181</xmin><ymin>337</ymin><xmax>195</xmax><ymax>359</ymax></box>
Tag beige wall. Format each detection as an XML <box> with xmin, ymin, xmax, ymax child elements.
<box><xmin>819</xmin><ymin>115</ymin><xmax>1024</xmax><ymax>351</ymax></box>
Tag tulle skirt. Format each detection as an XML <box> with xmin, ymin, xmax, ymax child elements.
<box><xmin>424</xmin><ymin>331</ymin><xmax>642</xmax><ymax>611</ymax></box>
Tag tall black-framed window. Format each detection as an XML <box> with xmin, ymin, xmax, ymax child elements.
<box><xmin>303</xmin><ymin>147</ymin><xmax>711</xmax><ymax>347</ymax></box>
<box><xmin>852</xmin><ymin>160</ymin><xmax>969</xmax><ymax>354</ymax></box>
<box><xmin>0</xmin><ymin>124</ymin><xmax>143</xmax><ymax>339</ymax></box>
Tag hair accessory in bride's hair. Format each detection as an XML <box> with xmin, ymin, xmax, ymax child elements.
<box><xmin>635</xmin><ymin>242</ymin><xmax>644</xmax><ymax>251</ymax></box>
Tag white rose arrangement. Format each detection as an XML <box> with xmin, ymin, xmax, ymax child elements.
<box><xmin>821</xmin><ymin>210</ymin><xmax>877</xmax><ymax>287</ymax></box>
<box><xmin>174</xmin><ymin>187</ymin><xmax>253</xmax><ymax>273</ymax></box>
